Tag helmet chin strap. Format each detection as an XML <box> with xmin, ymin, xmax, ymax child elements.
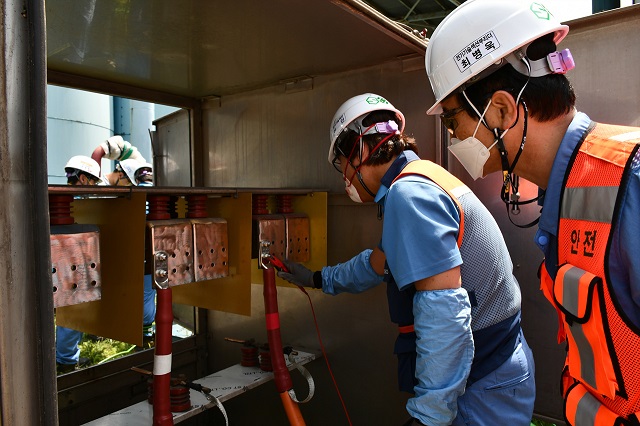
<box><xmin>493</xmin><ymin>101</ymin><xmax>540</xmax><ymax>228</ymax></box>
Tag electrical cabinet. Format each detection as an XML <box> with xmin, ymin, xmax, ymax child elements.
<box><xmin>51</xmin><ymin>187</ymin><xmax>327</xmax><ymax>346</ymax></box>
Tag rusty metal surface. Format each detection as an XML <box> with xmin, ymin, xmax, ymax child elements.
<box><xmin>191</xmin><ymin>218</ymin><xmax>229</xmax><ymax>281</ymax></box>
<box><xmin>48</xmin><ymin>185</ymin><xmax>320</xmax><ymax>196</ymax></box>
<box><xmin>284</xmin><ymin>214</ymin><xmax>310</xmax><ymax>262</ymax></box>
<box><xmin>50</xmin><ymin>231</ymin><xmax>102</xmax><ymax>308</ymax></box>
<box><xmin>146</xmin><ymin>219</ymin><xmax>194</xmax><ymax>287</ymax></box>
<box><xmin>252</xmin><ymin>215</ymin><xmax>286</xmax><ymax>260</ymax></box>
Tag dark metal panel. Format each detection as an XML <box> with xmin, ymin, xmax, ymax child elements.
<box><xmin>45</xmin><ymin>0</ymin><xmax>426</xmax><ymax>99</ymax></box>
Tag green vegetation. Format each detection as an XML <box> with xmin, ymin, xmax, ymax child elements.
<box><xmin>79</xmin><ymin>335</ymin><xmax>137</xmax><ymax>366</ymax></box>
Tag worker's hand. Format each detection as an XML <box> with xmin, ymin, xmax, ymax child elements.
<box><xmin>277</xmin><ymin>260</ymin><xmax>316</xmax><ymax>288</ymax></box>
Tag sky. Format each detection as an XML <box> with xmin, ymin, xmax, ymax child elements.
<box><xmin>544</xmin><ymin>0</ymin><xmax>635</xmax><ymax>22</ymax></box>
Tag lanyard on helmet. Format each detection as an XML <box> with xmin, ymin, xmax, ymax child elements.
<box><xmin>492</xmin><ymin>56</ymin><xmax>541</xmax><ymax>228</ymax></box>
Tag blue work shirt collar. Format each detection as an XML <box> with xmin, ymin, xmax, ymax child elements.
<box><xmin>374</xmin><ymin>150</ymin><xmax>420</xmax><ymax>205</ymax></box>
<box><xmin>535</xmin><ymin>112</ymin><xmax>592</xmax><ymax>251</ymax></box>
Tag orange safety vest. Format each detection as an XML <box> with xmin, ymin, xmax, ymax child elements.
<box><xmin>392</xmin><ymin>160</ymin><xmax>466</xmax><ymax>248</ymax></box>
<box><xmin>539</xmin><ymin>123</ymin><xmax>640</xmax><ymax>425</ymax></box>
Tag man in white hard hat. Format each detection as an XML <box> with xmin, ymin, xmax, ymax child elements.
<box><xmin>424</xmin><ymin>0</ymin><xmax>640</xmax><ymax>423</ymax></box>
<box><xmin>119</xmin><ymin>159</ymin><xmax>153</xmax><ymax>186</ymax></box>
<box><xmin>278</xmin><ymin>93</ymin><xmax>535</xmax><ymax>425</ymax></box>
<box><xmin>64</xmin><ymin>155</ymin><xmax>101</xmax><ymax>185</ymax></box>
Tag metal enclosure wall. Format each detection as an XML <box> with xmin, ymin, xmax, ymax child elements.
<box><xmin>565</xmin><ymin>7</ymin><xmax>640</xmax><ymax>127</ymax></box>
<box><xmin>201</xmin><ymin>57</ymin><xmax>433</xmax><ymax>191</ymax></box>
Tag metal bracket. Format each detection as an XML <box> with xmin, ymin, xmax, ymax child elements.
<box><xmin>153</xmin><ymin>250</ymin><xmax>169</xmax><ymax>289</ymax></box>
<box><xmin>258</xmin><ymin>240</ymin><xmax>271</xmax><ymax>270</ymax></box>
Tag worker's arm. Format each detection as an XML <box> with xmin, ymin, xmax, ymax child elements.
<box><xmin>413</xmin><ymin>264</ymin><xmax>461</xmax><ymax>291</ymax></box>
<box><xmin>368</xmin><ymin>245</ymin><xmax>386</xmax><ymax>275</ymax></box>
<box><xmin>91</xmin><ymin>145</ymin><xmax>107</xmax><ymax>168</ymax></box>
<box><xmin>278</xmin><ymin>248</ymin><xmax>384</xmax><ymax>295</ymax></box>
<box><xmin>407</xmin><ymin>265</ymin><xmax>473</xmax><ymax>426</ymax></box>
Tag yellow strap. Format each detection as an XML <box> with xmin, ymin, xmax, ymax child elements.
<box><xmin>392</xmin><ymin>160</ymin><xmax>466</xmax><ymax>247</ymax></box>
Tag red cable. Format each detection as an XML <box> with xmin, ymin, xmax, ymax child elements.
<box><xmin>296</xmin><ymin>286</ymin><xmax>353</xmax><ymax>426</ymax></box>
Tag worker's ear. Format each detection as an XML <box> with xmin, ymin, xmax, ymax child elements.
<box><xmin>488</xmin><ymin>90</ymin><xmax>518</xmax><ymax>131</ymax></box>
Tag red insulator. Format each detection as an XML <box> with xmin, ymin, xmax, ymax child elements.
<box><xmin>276</xmin><ymin>195</ymin><xmax>294</xmax><ymax>214</ymax></box>
<box><xmin>169</xmin><ymin>385</ymin><xmax>191</xmax><ymax>412</ymax></box>
<box><xmin>252</xmin><ymin>194</ymin><xmax>269</xmax><ymax>215</ymax></box>
<box><xmin>259</xmin><ymin>344</ymin><xmax>273</xmax><ymax>372</ymax></box>
<box><xmin>186</xmin><ymin>195</ymin><xmax>208</xmax><ymax>218</ymax></box>
<box><xmin>241</xmin><ymin>344</ymin><xmax>259</xmax><ymax>367</ymax></box>
<box><xmin>147</xmin><ymin>377</ymin><xmax>192</xmax><ymax>413</ymax></box>
<box><xmin>147</xmin><ymin>195</ymin><xmax>171</xmax><ymax>220</ymax></box>
<box><xmin>49</xmin><ymin>195</ymin><xmax>74</xmax><ymax>225</ymax></box>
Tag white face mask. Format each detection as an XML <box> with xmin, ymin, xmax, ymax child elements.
<box><xmin>448</xmin><ymin>100</ymin><xmax>502</xmax><ymax>180</ymax></box>
<box><xmin>344</xmin><ymin>177</ymin><xmax>363</xmax><ymax>203</ymax></box>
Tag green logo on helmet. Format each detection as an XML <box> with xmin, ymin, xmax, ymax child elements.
<box><xmin>365</xmin><ymin>96</ymin><xmax>389</xmax><ymax>105</ymax></box>
<box><xmin>530</xmin><ymin>2</ymin><xmax>553</xmax><ymax>20</ymax></box>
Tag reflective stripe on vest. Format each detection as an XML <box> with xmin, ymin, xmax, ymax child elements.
<box><xmin>392</xmin><ymin>160</ymin><xmax>468</xmax><ymax>247</ymax></box>
<box><xmin>539</xmin><ymin>122</ymin><xmax>640</xmax><ymax>422</ymax></box>
<box><xmin>554</xmin><ymin>264</ymin><xmax>610</xmax><ymax>395</ymax></box>
<box><xmin>565</xmin><ymin>383</ymin><xmax>621</xmax><ymax>426</ymax></box>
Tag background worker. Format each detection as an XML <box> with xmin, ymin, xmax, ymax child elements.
<box><xmin>279</xmin><ymin>93</ymin><xmax>535</xmax><ymax>425</ymax></box>
<box><xmin>424</xmin><ymin>0</ymin><xmax>640</xmax><ymax>423</ymax></box>
<box><xmin>91</xmin><ymin>135</ymin><xmax>146</xmax><ymax>174</ymax></box>
<box><xmin>119</xmin><ymin>159</ymin><xmax>153</xmax><ymax>186</ymax></box>
<box><xmin>56</xmin><ymin>155</ymin><xmax>102</xmax><ymax>374</ymax></box>
<box><xmin>64</xmin><ymin>155</ymin><xmax>101</xmax><ymax>186</ymax></box>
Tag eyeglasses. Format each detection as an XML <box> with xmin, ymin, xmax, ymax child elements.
<box><xmin>439</xmin><ymin>105</ymin><xmax>466</xmax><ymax>133</ymax></box>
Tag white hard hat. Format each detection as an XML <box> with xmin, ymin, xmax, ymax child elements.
<box><xmin>328</xmin><ymin>93</ymin><xmax>405</xmax><ymax>164</ymax></box>
<box><xmin>425</xmin><ymin>0</ymin><xmax>569</xmax><ymax>115</ymax></box>
<box><xmin>118</xmin><ymin>159</ymin><xmax>150</xmax><ymax>186</ymax></box>
<box><xmin>65</xmin><ymin>155</ymin><xmax>101</xmax><ymax>180</ymax></box>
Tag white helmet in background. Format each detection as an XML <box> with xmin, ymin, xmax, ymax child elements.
<box><xmin>65</xmin><ymin>155</ymin><xmax>101</xmax><ymax>181</ymax></box>
<box><xmin>328</xmin><ymin>93</ymin><xmax>405</xmax><ymax>164</ymax></box>
<box><xmin>134</xmin><ymin>162</ymin><xmax>154</xmax><ymax>186</ymax></box>
<box><xmin>425</xmin><ymin>0</ymin><xmax>570</xmax><ymax>115</ymax></box>
<box><xmin>118</xmin><ymin>159</ymin><xmax>145</xmax><ymax>185</ymax></box>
